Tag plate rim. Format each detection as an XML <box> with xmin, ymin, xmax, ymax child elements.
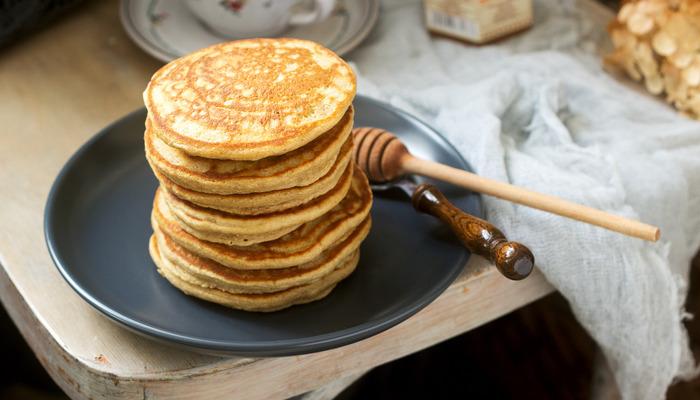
<box><xmin>44</xmin><ymin>95</ymin><xmax>480</xmax><ymax>356</ymax></box>
<box><xmin>119</xmin><ymin>0</ymin><xmax>380</xmax><ymax>62</ymax></box>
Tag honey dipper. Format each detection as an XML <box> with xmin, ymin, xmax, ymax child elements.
<box><xmin>352</xmin><ymin>127</ymin><xmax>660</xmax><ymax>242</ymax></box>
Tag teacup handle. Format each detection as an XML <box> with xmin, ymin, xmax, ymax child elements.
<box><xmin>289</xmin><ymin>0</ymin><xmax>336</xmax><ymax>25</ymax></box>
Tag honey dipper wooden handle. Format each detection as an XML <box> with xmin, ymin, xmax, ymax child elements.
<box><xmin>412</xmin><ymin>183</ymin><xmax>534</xmax><ymax>280</ymax></box>
<box><xmin>402</xmin><ymin>155</ymin><xmax>661</xmax><ymax>242</ymax></box>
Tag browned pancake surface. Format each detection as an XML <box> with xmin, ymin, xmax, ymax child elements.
<box><xmin>144</xmin><ymin>38</ymin><xmax>356</xmax><ymax>160</ymax></box>
<box><xmin>144</xmin><ymin>107</ymin><xmax>353</xmax><ymax>194</ymax></box>
<box><xmin>151</xmin><ymin>166</ymin><xmax>373</xmax><ymax>269</ymax></box>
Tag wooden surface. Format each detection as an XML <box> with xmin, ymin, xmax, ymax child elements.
<box><xmin>412</xmin><ymin>183</ymin><xmax>534</xmax><ymax>280</ymax></box>
<box><xmin>0</xmin><ymin>1</ymin><xmax>554</xmax><ymax>399</ymax></box>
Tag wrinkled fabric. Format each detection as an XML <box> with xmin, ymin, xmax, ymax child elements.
<box><xmin>348</xmin><ymin>1</ymin><xmax>700</xmax><ymax>398</ymax></box>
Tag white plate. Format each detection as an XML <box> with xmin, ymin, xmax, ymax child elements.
<box><xmin>120</xmin><ymin>0</ymin><xmax>379</xmax><ymax>62</ymax></box>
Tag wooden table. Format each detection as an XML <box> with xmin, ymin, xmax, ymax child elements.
<box><xmin>0</xmin><ymin>1</ymin><xmax>555</xmax><ymax>398</ymax></box>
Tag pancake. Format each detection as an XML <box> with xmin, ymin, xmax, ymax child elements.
<box><xmin>150</xmin><ymin>236</ymin><xmax>358</xmax><ymax>312</ymax></box>
<box><xmin>151</xmin><ymin>166</ymin><xmax>372</xmax><ymax>270</ymax></box>
<box><xmin>144</xmin><ymin>107</ymin><xmax>353</xmax><ymax>195</ymax></box>
<box><xmin>162</xmin><ymin>160</ymin><xmax>353</xmax><ymax>245</ymax></box>
<box><xmin>153</xmin><ymin>219</ymin><xmax>365</xmax><ymax>293</ymax></box>
<box><xmin>144</xmin><ymin>38</ymin><xmax>357</xmax><ymax>160</ymax></box>
<box><xmin>153</xmin><ymin>134</ymin><xmax>353</xmax><ymax>215</ymax></box>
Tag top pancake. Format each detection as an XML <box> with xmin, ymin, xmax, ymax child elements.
<box><xmin>144</xmin><ymin>38</ymin><xmax>356</xmax><ymax>160</ymax></box>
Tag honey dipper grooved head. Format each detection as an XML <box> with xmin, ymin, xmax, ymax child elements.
<box><xmin>352</xmin><ymin>127</ymin><xmax>409</xmax><ymax>182</ymax></box>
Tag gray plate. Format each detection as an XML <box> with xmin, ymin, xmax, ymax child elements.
<box><xmin>44</xmin><ymin>96</ymin><xmax>481</xmax><ymax>356</ymax></box>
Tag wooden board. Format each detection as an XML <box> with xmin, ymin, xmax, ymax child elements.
<box><xmin>0</xmin><ymin>1</ymin><xmax>555</xmax><ymax>398</ymax></box>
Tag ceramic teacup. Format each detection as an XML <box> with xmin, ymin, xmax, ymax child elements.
<box><xmin>183</xmin><ymin>0</ymin><xmax>337</xmax><ymax>38</ymax></box>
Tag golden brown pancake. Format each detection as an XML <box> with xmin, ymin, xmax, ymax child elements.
<box><xmin>153</xmin><ymin>218</ymin><xmax>365</xmax><ymax>293</ymax></box>
<box><xmin>144</xmin><ymin>107</ymin><xmax>353</xmax><ymax>195</ymax></box>
<box><xmin>151</xmin><ymin>166</ymin><xmax>373</xmax><ymax>269</ymax></box>
<box><xmin>150</xmin><ymin>236</ymin><xmax>358</xmax><ymax>312</ymax></box>
<box><xmin>144</xmin><ymin>38</ymin><xmax>356</xmax><ymax>160</ymax></box>
<box><xmin>161</xmin><ymin>160</ymin><xmax>353</xmax><ymax>245</ymax></box>
<box><xmin>153</xmin><ymin>134</ymin><xmax>353</xmax><ymax>215</ymax></box>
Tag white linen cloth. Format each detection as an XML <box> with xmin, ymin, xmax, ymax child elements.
<box><xmin>347</xmin><ymin>1</ymin><xmax>700</xmax><ymax>398</ymax></box>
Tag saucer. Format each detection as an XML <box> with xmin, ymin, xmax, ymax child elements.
<box><xmin>120</xmin><ymin>0</ymin><xmax>379</xmax><ymax>62</ymax></box>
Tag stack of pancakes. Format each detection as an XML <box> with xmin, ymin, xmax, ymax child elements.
<box><xmin>143</xmin><ymin>39</ymin><xmax>372</xmax><ymax>312</ymax></box>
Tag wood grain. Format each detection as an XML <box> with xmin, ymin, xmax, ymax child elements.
<box><xmin>0</xmin><ymin>1</ymin><xmax>554</xmax><ymax>399</ymax></box>
<box><xmin>412</xmin><ymin>183</ymin><xmax>534</xmax><ymax>280</ymax></box>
